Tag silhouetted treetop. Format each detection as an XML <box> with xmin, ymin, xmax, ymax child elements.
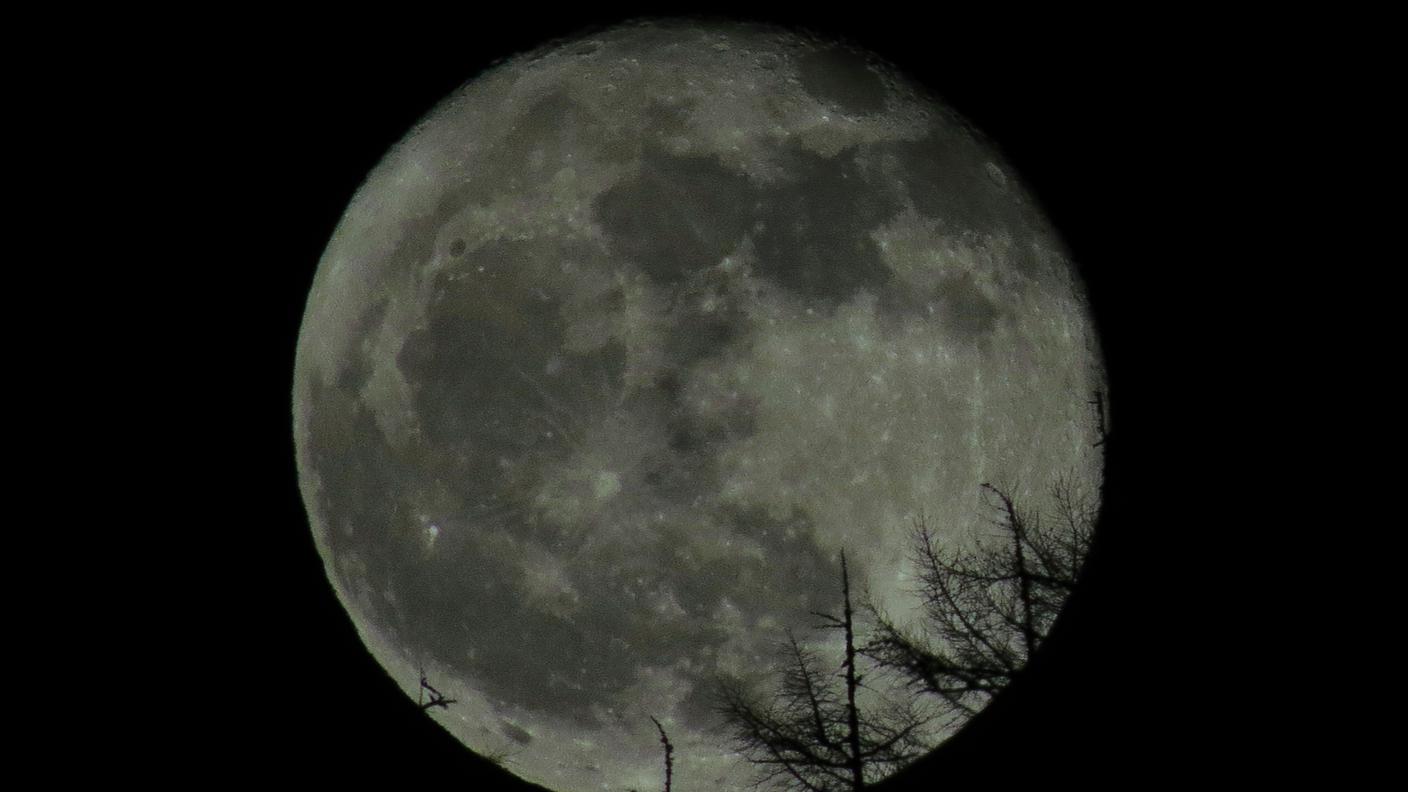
<box><xmin>718</xmin><ymin>553</ymin><xmax>930</xmax><ymax>792</ymax></box>
<box><xmin>862</xmin><ymin>473</ymin><xmax>1097</xmax><ymax>723</ymax></box>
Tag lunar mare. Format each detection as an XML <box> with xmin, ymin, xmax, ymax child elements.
<box><xmin>294</xmin><ymin>20</ymin><xmax>1104</xmax><ymax>792</ymax></box>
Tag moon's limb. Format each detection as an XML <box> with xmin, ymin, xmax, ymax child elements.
<box><xmin>294</xmin><ymin>19</ymin><xmax>1104</xmax><ymax>792</ymax></box>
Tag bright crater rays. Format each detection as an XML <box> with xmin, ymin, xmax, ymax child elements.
<box><xmin>293</xmin><ymin>19</ymin><xmax>1104</xmax><ymax>792</ymax></box>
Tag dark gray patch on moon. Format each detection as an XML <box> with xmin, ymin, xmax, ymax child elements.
<box><xmin>480</xmin><ymin>90</ymin><xmax>633</xmax><ymax>196</ymax></box>
<box><xmin>398</xmin><ymin>275</ymin><xmax>556</xmax><ymax>451</ymax></box>
<box><xmin>456</xmin><ymin>580</ymin><xmax>641</xmax><ymax>727</ymax></box>
<box><xmin>502</xmin><ymin>721</ymin><xmax>534</xmax><ymax>745</ymax></box>
<box><xmin>634</xmin><ymin>390</ymin><xmax>732</xmax><ymax>499</ymax></box>
<box><xmin>594</xmin><ymin>146</ymin><xmax>760</xmax><ymax>286</ymax></box>
<box><xmin>874</xmin><ymin>253</ymin><xmax>1007</xmax><ymax>342</ymax></box>
<box><xmin>501</xmin><ymin>91</ymin><xmax>591</xmax><ymax>175</ymax></box>
<box><xmin>303</xmin><ymin>377</ymin><xmax>426</xmax><ymax>634</ymax></box>
<box><xmin>397</xmin><ymin>239</ymin><xmax>624</xmax><ymax>454</ymax></box>
<box><xmin>934</xmin><ymin>273</ymin><xmax>1001</xmax><ymax>340</ymax></box>
<box><xmin>667</xmin><ymin>395</ymin><xmax>757</xmax><ymax>458</ymax></box>
<box><xmin>795</xmin><ymin>46</ymin><xmax>887</xmax><ymax>115</ymax></box>
<box><xmin>597</xmin><ymin>139</ymin><xmax>902</xmax><ymax>309</ymax></box>
<box><xmin>663</xmin><ymin>310</ymin><xmax>741</xmax><ymax>372</ymax></box>
<box><xmin>876</xmin><ymin>133</ymin><xmax>1037</xmax><ymax>270</ymax></box>
<box><xmin>644</xmin><ymin>99</ymin><xmax>697</xmax><ymax>141</ymax></box>
<box><xmin>307</xmin><ymin>348</ymin><xmax>849</xmax><ymax>729</ymax></box>
<box><xmin>752</xmin><ymin>143</ymin><xmax>901</xmax><ymax>306</ymax></box>
<box><xmin>662</xmin><ymin>269</ymin><xmax>752</xmax><ymax>368</ymax></box>
<box><xmin>334</xmin><ymin>296</ymin><xmax>390</xmax><ymax>392</ymax></box>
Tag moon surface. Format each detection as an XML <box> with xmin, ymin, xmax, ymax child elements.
<box><xmin>293</xmin><ymin>19</ymin><xmax>1104</xmax><ymax>792</ymax></box>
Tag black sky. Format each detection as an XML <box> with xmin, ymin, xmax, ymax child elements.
<box><xmin>184</xmin><ymin>6</ymin><xmax>1230</xmax><ymax>788</ymax></box>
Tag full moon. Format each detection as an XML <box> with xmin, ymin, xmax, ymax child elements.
<box><xmin>293</xmin><ymin>19</ymin><xmax>1104</xmax><ymax>792</ymax></box>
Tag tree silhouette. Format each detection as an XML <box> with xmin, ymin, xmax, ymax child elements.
<box><xmin>861</xmin><ymin>474</ymin><xmax>1098</xmax><ymax>723</ymax></box>
<box><xmin>652</xmin><ymin>716</ymin><xmax>675</xmax><ymax>792</ymax></box>
<box><xmin>717</xmin><ymin>553</ymin><xmax>930</xmax><ymax>792</ymax></box>
<box><xmin>417</xmin><ymin>669</ymin><xmax>458</xmax><ymax>711</ymax></box>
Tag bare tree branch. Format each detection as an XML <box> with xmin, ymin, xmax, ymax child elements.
<box><xmin>417</xmin><ymin>668</ymin><xmax>457</xmax><ymax>712</ymax></box>
<box><xmin>861</xmin><ymin>470</ymin><xmax>1098</xmax><ymax>731</ymax></box>
<box><xmin>651</xmin><ymin>716</ymin><xmax>674</xmax><ymax>792</ymax></box>
<box><xmin>718</xmin><ymin>553</ymin><xmax>931</xmax><ymax>792</ymax></box>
